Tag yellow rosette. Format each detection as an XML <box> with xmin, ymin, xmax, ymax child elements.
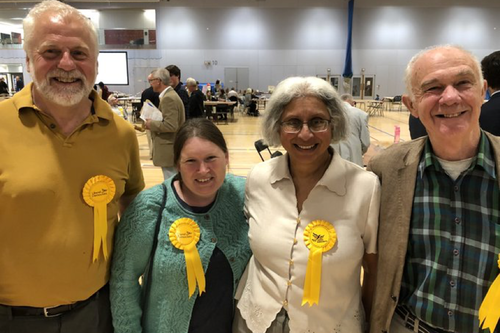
<box><xmin>82</xmin><ymin>175</ymin><xmax>116</xmax><ymax>262</ymax></box>
<box><xmin>302</xmin><ymin>220</ymin><xmax>337</xmax><ymax>307</ymax></box>
<box><xmin>479</xmin><ymin>253</ymin><xmax>500</xmax><ymax>333</ymax></box>
<box><xmin>169</xmin><ymin>218</ymin><xmax>206</xmax><ymax>298</ymax></box>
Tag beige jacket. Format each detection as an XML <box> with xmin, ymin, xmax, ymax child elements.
<box><xmin>149</xmin><ymin>88</ymin><xmax>185</xmax><ymax>167</ymax></box>
<box><xmin>367</xmin><ymin>132</ymin><xmax>500</xmax><ymax>333</ymax></box>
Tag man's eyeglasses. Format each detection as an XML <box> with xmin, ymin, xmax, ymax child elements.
<box><xmin>148</xmin><ymin>78</ymin><xmax>159</xmax><ymax>83</ymax></box>
<box><xmin>280</xmin><ymin>118</ymin><xmax>331</xmax><ymax>134</ymax></box>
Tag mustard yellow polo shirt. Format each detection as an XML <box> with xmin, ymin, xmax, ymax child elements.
<box><xmin>0</xmin><ymin>84</ymin><xmax>145</xmax><ymax>307</ymax></box>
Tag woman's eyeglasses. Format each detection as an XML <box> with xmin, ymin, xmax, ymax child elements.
<box><xmin>280</xmin><ymin>118</ymin><xmax>331</xmax><ymax>134</ymax></box>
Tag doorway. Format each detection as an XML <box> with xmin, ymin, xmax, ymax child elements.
<box><xmin>224</xmin><ymin>67</ymin><xmax>249</xmax><ymax>92</ymax></box>
<box><xmin>351</xmin><ymin>75</ymin><xmax>376</xmax><ymax>99</ymax></box>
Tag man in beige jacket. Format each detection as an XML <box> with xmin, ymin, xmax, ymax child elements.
<box><xmin>369</xmin><ymin>45</ymin><xmax>500</xmax><ymax>333</ymax></box>
<box><xmin>145</xmin><ymin>68</ymin><xmax>185</xmax><ymax>179</ymax></box>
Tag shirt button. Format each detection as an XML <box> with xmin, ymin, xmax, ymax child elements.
<box><xmin>204</xmin><ymin>215</ymin><xmax>210</xmax><ymax>220</ymax></box>
<box><xmin>282</xmin><ymin>300</ymin><xmax>288</xmax><ymax>307</ymax></box>
<box><xmin>453</xmin><ymin>249</ymin><xmax>459</xmax><ymax>256</ymax></box>
<box><xmin>293</xmin><ymin>238</ymin><xmax>298</xmax><ymax>245</ymax></box>
<box><xmin>50</xmin><ymin>123</ymin><xmax>56</xmax><ymax>129</ymax></box>
<box><xmin>211</xmin><ymin>238</ymin><xmax>217</xmax><ymax>243</ymax></box>
<box><xmin>454</xmin><ymin>186</ymin><xmax>459</xmax><ymax>192</ymax></box>
<box><xmin>296</xmin><ymin>218</ymin><xmax>301</xmax><ymax>225</ymax></box>
<box><xmin>229</xmin><ymin>257</ymin><xmax>235</xmax><ymax>262</ymax></box>
<box><xmin>454</xmin><ymin>217</ymin><xmax>461</xmax><ymax>225</ymax></box>
<box><xmin>391</xmin><ymin>295</ymin><xmax>397</xmax><ymax>302</ymax></box>
<box><xmin>450</xmin><ymin>280</ymin><xmax>455</xmax><ymax>287</ymax></box>
<box><xmin>287</xmin><ymin>280</ymin><xmax>292</xmax><ymax>286</ymax></box>
<box><xmin>448</xmin><ymin>310</ymin><xmax>453</xmax><ymax>316</ymax></box>
<box><xmin>289</xmin><ymin>260</ymin><xmax>294</xmax><ymax>266</ymax></box>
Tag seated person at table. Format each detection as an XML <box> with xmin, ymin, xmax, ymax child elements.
<box><xmin>108</xmin><ymin>95</ymin><xmax>128</xmax><ymax>120</ymax></box>
<box><xmin>245</xmin><ymin>88</ymin><xmax>258</xmax><ymax>116</ymax></box>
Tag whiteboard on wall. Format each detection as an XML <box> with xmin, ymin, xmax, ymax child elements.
<box><xmin>95</xmin><ymin>51</ymin><xmax>129</xmax><ymax>85</ymax></box>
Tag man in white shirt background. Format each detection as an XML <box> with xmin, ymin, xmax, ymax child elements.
<box><xmin>331</xmin><ymin>93</ymin><xmax>371</xmax><ymax>167</ymax></box>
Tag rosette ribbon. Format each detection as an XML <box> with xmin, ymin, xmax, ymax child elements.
<box><xmin>82</xmin><ymin>175</ymin><xmax>116</xmax><ymax>262</ymax></box>
<box><xmin>169</xmin><ymin>218</ymin><xmax>206</xmax><ymax>297</ymax></box>
<box><xmin>479</xmin><ymin>253</ymin><xmax>500</xmax><ymax>333</ymax></box>
<box><xmin>302</xmin><ymin>220</ymin><xmax>337</xmax><ymax>307</ymax></box>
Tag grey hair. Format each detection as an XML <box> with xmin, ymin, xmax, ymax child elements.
<box><xmin>23</xmin><ymin>0</ymin><xmax>98</xmax><ymax>57</ymax></box>
<box><xmin>404</xmin><ymin>44</ymin><xmax>483</xmax><ymax>99</ymax></box>
<box><xmin>262</xmin><ymin>76</ymin><xmax>348</xmax><ymax>147</ymax></box>
<box><xmin>152</xmin><ymin>68</ymin><xmax>171</xmax><ymax>86</ymax></box>
<box><xmin>185</xmin><ymin>77</ymin><xmax>197</xmax><ymax>87</ymax></box>
<box><xmin>340</xmin><ymin>94</ymin><xmax>354</xmax><ymax>102</ymax></box>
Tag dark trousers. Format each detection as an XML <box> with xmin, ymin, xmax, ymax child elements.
<box><xmin>0</xmin><ymin>285</ymin><xmax>113</xmax><ymax>333</ymax></box>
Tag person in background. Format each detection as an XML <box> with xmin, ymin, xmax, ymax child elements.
<box><xmin>0</xmin><ymin>1</ymin><xmax>145</xmax><ymax>332</ymax></box>
<box><xmin>234</xmin><ymin>76</ymin><xmax>380</xmax><ymax>333</ymax></box>
<box><xmin>227</xmin><ymin>87</ymin><xmax>238</xmax><ymax>100</ymax></box>
<box><xmin>0</xmin><ymin>77</ymin><xmax>8</xmax><ymax>95</ymax></box>
<box><xmin>15</xmin><ymin>76</ymin><xmax>24</xmax><ymax>92</ymax></box>
<box><xmin>107</xmin><ymin>94</ymin><xmax>128</xmax><ymax>120</ymax></box>
<box><xmin>227</xmin><ymin>87</ymin><xmax>240</xmax><ymax>112</ymax></box>
<box><xmin>331</xmin><ymin>93</ymin><xmax>371</xmax><ymax>167</ymax></box>
<box><xmin>140</xmin><ymin>72</ymin><xmax>161</xmax><ymax>159</ymax></box>
<box><xmin>186</xmin><ymin>77</ymin><xmax>205</xmax><ymax>119</ymax></box>
<box><xmin>215</xmin><ymin>79</ymin><xmax>222</xmax><ymax>95</ymax></box>
<box><xmin>141</xmin><ymin>72</ymin><xmax>160</xmax><ymax>110</ymax></box>
<box><xmin>480</xmin><ymin>50</ymin><xmax>500</xmax><ymax>136</ymax></box>
<box><xmin>218</xmin><ymin>88</ymin><xmax>227</xmax><ymax>100</ymax></box>
<box><xmin>369</xmin><ymin>45</ymin><xmax>500</xmax><ymax>333</ymax></box>
<box><xmin>111</xmin><ymin>118</ymin><xmax>251</xmax><ymax>333</ymax></box>
<box><xmin>245</xmin><ymin>88</ymin><xmax>258</xmax><ymax>116</ymax></box>
<box><xmin>145</xmin><ymin>68</ymin><xmax>185</xmax><ymax>180</ymax></box>
<box><xmin>408</xmin><ymin>114</ymin><xmax>427</xmax><ymax>139</ymax></box>
<box><xmin>166</xmin><ymin>64</ymin><xmax>189</xmax><ymax>116</ymax></box>
<box><xmin>98</xmin><ymin>81</ymin><xmax>111</xmax><ymax>101</ymax></box>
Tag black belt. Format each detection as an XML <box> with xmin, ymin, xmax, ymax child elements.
<box><xmin>1</xmin><ymin>286</ymin><xmax>104</xmax><ymax>318</ymax></box>
<box><xmin>395</xmin><ymin>306</ymin><xmax>451</xmax><ymax>333</ymax></box>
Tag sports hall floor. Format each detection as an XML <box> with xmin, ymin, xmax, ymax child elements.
<box><xmin>138</xmin><ymin>107</ymin><xmax>412</xmax><ymax>189</ymax></box>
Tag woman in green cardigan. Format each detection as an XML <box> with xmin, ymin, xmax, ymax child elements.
<box><xmin>110</xmin><ymin>118</ymin><xmax>251</xmax><ymax>333</ymax></box>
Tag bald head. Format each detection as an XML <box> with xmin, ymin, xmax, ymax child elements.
<box><xmin>404</xmin><ymin>45</ymin><xmax>483</xmax><ymax>99</ymax></box>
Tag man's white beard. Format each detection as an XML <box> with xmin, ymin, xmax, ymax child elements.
<box><xmin>30</xmin><ymin>64</ymin><xmax>93</xmax><ymax>107</ymax></box>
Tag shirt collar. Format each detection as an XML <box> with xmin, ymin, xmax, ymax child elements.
<box><xmin>269</xmin><ymin>147</ymin><xmax>347</xmax><ymax>196</ymax></box>
<box><xmin>159</xmin><ymin>86</ymin><xmax>172</xmax><ymax>98</ymax></box>
<box><xmin>490</xmin><ymin>90</ymin><xmax>500</xmax><ymax>97</ymax></box>
<box><xmin>417</xmin><ymin>131</ymin><xmax>496</xmax><ymax>179</ymax></box>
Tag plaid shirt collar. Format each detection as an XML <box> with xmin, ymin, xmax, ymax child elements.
<box><xmin>417</xmin><ymin>131</ymin><xmax>497</xmax><ymax>180</ymax></box>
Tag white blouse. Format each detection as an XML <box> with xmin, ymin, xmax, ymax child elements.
<box><xmin>235</xmin><ymin>152</ymin><xmax>380</xmax><ymax>333</ymax></box>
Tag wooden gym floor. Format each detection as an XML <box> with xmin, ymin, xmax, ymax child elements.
<box><xmin>138</xmin><ymin>109</ymin><xmax>412</xmax><ymax>189</ymax></box>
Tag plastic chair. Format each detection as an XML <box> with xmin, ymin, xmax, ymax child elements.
<box><xmin>254</xmin><ymin>139</ymin><xmax>283</xmax><ymax>161</ymax></box>
<box><xmin>392</xmin><ymin>95</ymin><xmax>403</xmax><ymax>111</ymax></box>
<box><xmin>367</xmin><ymin>101</ymin><xmax>384</xmax><ymax>117</ymax></box>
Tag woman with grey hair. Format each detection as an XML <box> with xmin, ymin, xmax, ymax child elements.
<box><xmin>234</xmin><ymin>76</ymin><xmax>380</xmax><ymax>333</ymax></box>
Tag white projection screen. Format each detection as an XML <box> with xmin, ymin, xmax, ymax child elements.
<box><xmin>95</xmin><ymin>51</ymin><xmax>129</xmax><ymax>85</ymax></box>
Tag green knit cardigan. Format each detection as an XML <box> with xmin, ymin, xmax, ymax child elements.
<box><xmin>110</xmin><ymin>174</ymin><xmax>251</xmax><ymax>333</ymax></box>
